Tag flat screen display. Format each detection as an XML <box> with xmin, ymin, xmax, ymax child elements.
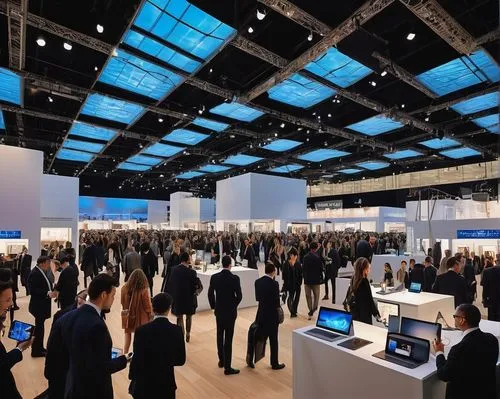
<box><xmin>385</xmin><ymin>333</ymin><xmax>429</xmax><ymax>363</ymax></box>
<box><xmin>409</xmin><ymin>282</ymin><xmax>422</xmax><ymax>293</ymax></box>
<box><xmin>8</xmin><ymin>320</ymin><xmax>34</xmax><ymax>342</ymax></box>
<box><xmin>400</xmin><ymin>317</ymin><xmax>441</xmax><ymax>348</ymax></box>
<box><xmin>316</xmin><ymin>307</ymin><xmax>352</xmax><ymax>335</ymax></box>
<box><xmin>377</xmin><ymin>301</ymin><xmax>400</xmax><ymax>323</ymax></box>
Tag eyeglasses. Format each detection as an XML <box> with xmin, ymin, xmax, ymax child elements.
<box><xmin>452</xmin><ymin>314</ymin><xmax>464</xmax><ymax>319</ymax></box>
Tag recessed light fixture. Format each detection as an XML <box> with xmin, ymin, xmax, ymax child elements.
<box><xmin>209</xmin><ymin>68</ymin><xmax>213</xmax><ymax>73</ymax></box>
<box><xmin>158</xmin><ymin>117</ymin><xmax>164</xmax><ymax>123</ymax></box>
<box><xmin>274</xmin><ymin>132</ymin><xmax>278</xmax><ymax>137</ymax></box>
<box><xmin>229</xmin><ymin>134</ymin><xmax>235</xmax><ymax>138</ymax></box>
<box><xmin>63</xmin><ymin>42</ymin><xmax>72</xmax><ymax>51</ymax></box>
<box><xmin>256</xmin><ymin>8</ymin><xmax>266</xmax><ymax>20</ymax></box>
<box><xmin>36</xmin><ymin>37</ymin><xmax>46</xmax><ymax>47</ymax></box>
<box><xmin>280</xmin><ymin>122</ymin><xmax>285</xmax><ymax>128</ymax></box>
<box><xmin>94</xmin><ymin>66</ymin><xmax>98</xmax><ymax>71</ymax></box>
<box><xmin>328</xmin><ymin>113</ymin><xmax>332</xmax><ymax>118</ymax></box>
<box><xmin>307</xmin><ymin>31</ymin><xmax>313</xmax><ymax>41</ymax></box>
<box><xmin>48</xmin><ymin>96</ymin><xmax>54</xmax><ymax>103</ymax></box>
<box><xmin>381</xmin><ymin>70</ymin><xmax>387</xmax><ymax>77</ymax></box>
<box><xmin>96</xmin><ymin>24</ymin><xmax>104</xmax><ymax>34</ymax></box>
<box><xmin>198</xmin><ymin>109</ymin><xmax>203</xmax><ymax>115</ymax></box>
<box><xmin>407</xmin><ymin>32</ymin><xmax>416</xmax><ymax>41</ymax></box>
<box><xmin>370</xmin><ymin>81</ymin><xmax>377</xmax><ymax>87</ymax></box>
<box><xmin>401</xmin><ymin>104</ymin><xmax>405</xmax><ymax>108</ymax></box>
<box><xmin>248</xmin><ymin>26</ymin><xmax>254</xmax><ymax>33</ymax></box>
<box><xmin>424</xmin><ymin>117</ymin><xmax>429</xmax><ymax>122</ymax></box>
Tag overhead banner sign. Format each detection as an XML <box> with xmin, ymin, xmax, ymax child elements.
<box><xmin>456</xmin><ymin>230</ymin><xmax>500</xmax><ymax>239</ymax></box>
<box><xmin>315</xmin><ymin>199</ymin><xmax>343</xmax><ymax>210</ymax></box>
<box><xmin>0</xmin><ymin>230</ymin><xmax>22</xmax><ymax>239</ymax></box>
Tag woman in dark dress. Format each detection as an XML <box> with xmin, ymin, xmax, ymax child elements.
<box><xmin>349</xmin><ymin>257</ymin><xmax>380</xmax><ymax>325</ymax></box>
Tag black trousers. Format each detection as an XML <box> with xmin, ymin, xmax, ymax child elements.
<box><xmin>216</xmin><ymin>317</ymin><xmax>236</xmax><ymax>370</ymax></box>
<box><xmin>324</xmin><ymin>277</ymin><xmax>335</xmax><ymax>301</ymax></box>
<box><xmin>487</xmin><ymin>303</ymin><xmax>500</xmax><ymax>322</ymax></box>
<box><xmin>32</xmin><ymin>315</ymin><xmax>46</xmax><ymax>353</ymax></box>
<box><xmin>287</xmin><ymin>287</ymin><xmax>301</xmax><ymax>315</ymax></box>
<box><xmin>260</xmin><ymin>323</ymin><xmax>279</xmax><ymax>367</ymax></box>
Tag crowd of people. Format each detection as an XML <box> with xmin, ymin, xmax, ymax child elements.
<box><xmin>0</xmin><ymin>228</ymin><xmax>499</xmax><ymax>398</ymax></box>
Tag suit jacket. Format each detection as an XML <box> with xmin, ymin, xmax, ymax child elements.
<box><xmin>436</xmin><ymin>329</ymin><xmax>498</xmax><ymax>399</ymax></box>
<box><xmin>243</xmin><ymin>245</ymin><xmax>257</xmax><ymax>269</ymax></box>
<box><xmin>423</xmin><ymin>265</ymin><xmax>437</xmax><ymax>292</ymax></box>
<box><xmin>282</xmin><ymin>261</ymin><xmax>303</xmax><ymax>291</ymax></box>
<box><xmin>0</xmin><ymin>340</ymin><xmax>22</xmax><ymax>399</ymax></box>
<box><xmin>356</xmin><ymin>240</ymin><xmax>373</xmax><ymax>261</ymax></box>
<box><xmin>28</xmin><ymin>267</ymin><xmax>53</xmax><ymax>319</ymax></box>
<box><xmin>325</xmin><ymin>248</ymin><xmax>341</xmax><ymax>279</ymax></box>
<box><xmin>18</xmin><ymin>253</ymin><xmax>32</xmax><ymax>287</ymax></box>
<box><xmin>140</xmin><ymin>251</ymin><xmax>158</xmax><ymax>280</ymax></box>
<box><xmin>482</xmin><ymin>266</ymin><xmax>500</xmax><ymax>308</ymax></box>
<box><xmin>81</xmin><ymin>244</ymin><xmax>98</xmax><ymax>276</ymax></box>
<box><xmin>55</xmin><ymin>266</ymin><xmax>79</xmax><ymax>308</ymax></box>
<box><xmin>167</xmin><ymin>264</ymin><xmax>198</xmax><ymax>316</ymax></box>
<box><xmin>432</xmin><ymin>270</ymin><xmax>467</xmax><ymax>307</ymax></box>
<box><xmin>129</xmin><ymin>317</ymin><xmax>186</xmax><ymax>398</ymax></box>
<box><xmin>62</xmin><ymin>304</ymin><xmax>127</xmax><ymax>399</ymax></box>
<box><xmin>409</xmin><ymin>264</ymin><xmax>425</xmax><ymax>286</ymax></box>
<box><xmin>302</xmin><ymin>251</ymin><xmax>323</xmax><ymax>285</ymax></box>
<box><xmin>123</xmin><ymin>251</ymin><xmax>141</xmax><ymax>278</ymax></box>
<box><xmin>208</xmin><ymin>269</ymin><xmax>242</xmax><ymax>321</ymax></box>
<box><xmin>255</xmin><ymin>275</ymin><xmax>280</xmax><ymax>327</ymax></box>
<box><xmin>351</xmin><ymin>278</ymin><xmax>379</xmax><ymax>325</ymax></box>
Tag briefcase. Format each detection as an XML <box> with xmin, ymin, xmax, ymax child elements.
<box><xmin>247</xmin><ymin>321</ymin><xmax>266</xmax><ymax>364</ymax></box>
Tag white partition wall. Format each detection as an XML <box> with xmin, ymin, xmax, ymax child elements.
<box><xmin>169</xmin><ymin>192</ymin><xmax>215</xmax><ymax>229</ymax></box>
<box><xmin>147</xmin><ymin>200</ymin><xmax>170</xmax><ymax>224</ymax></box>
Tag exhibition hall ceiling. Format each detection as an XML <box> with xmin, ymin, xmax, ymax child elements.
<box><xmin>0</xmin><ymin>0</ymin><xmax>498</xmax><ymax>198</ymax></box>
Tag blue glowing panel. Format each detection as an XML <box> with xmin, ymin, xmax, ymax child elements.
<box><xmin>268</xmin><ymin>73</ymin><xmax>335</xmax><ymax>108</ymax></box>
<box><xmin>0</xmin><ymin>111</ymin><xmax>4</xmax><ymax>130</ymax></box>
<box><xmin>0</xmin><ymin>68</ymin><xmax>22</xmax><ymax>105</ymax></box>
<box><xmin>163</xmin><ymin>128</ymin><xmax>209</xmax><ymax>145</ymax></box>
<box><xmin>339</xmin><ymin>168</ymin><xmax>362</xmax><ymax>174</ymax></box>
<box><xmin>56</xmin><ymin>149</ymin><xmax>94</xmax><ymax>163</ymax></box>
<box><xmin>263</xmin><ymin>139</ymin><xmax>303</xmax><ymax>152</ymax></box>
<box><xmin>451</xmin><ymin>92</ymin><xmax>499</xmax><ymax>115</ymax></box>
<box><xmin>127</xmin><ymin>154</ymin><xmax>163</xmax><ymax>166</ymax></box>
<box><xmin>384</xmin><ymin>149</ymin><xmax>422</xmax><ymax>160</ymax></box>
<box><xmin>269</xmin><ymin>164</ymin><xmax>304</xmax><ymax>173</ymax></box>
<box><xmin>346</xmin><ymin>115</ymin><xmax>404</xmax><ymax>136</ymax></box>
<box><xmin>440</xmin><ymin>147</ymin><xmax>481</xmax><ymax>159</ymax></box>
<box><xmin>176</xmin><ymin>171</ymin><xmax>205</xmax><ymax>179</ymax></box>
<box><xmin>118</xmin><ymin>162</ymin><xmax>151</xmax><ymax>171</ymax></box>
<box><xmin>304</xmin><ymin>47</ymin><xmax>372</xmax><ymax>88</ymax></box>
<box><xmin>68</xmin><ymin>121</ymin><xmax>117</xmax><ymax>141</ymax></box>
<box><xmin>191</xmin><ymin>117</ymin><xmax>229</xmax><ymax>132</ymax></box>
<box><xmin>472</xmin><ymin>114</ymin><xmax>499</xmax><ymax>134</ymax></box>
<box><xmin>209</xmin><ymin>102</ymin><xmax>264</xmax><ymax>122</ymax></box>
<box><xmin>79</xmin><ymin>196</ymin><xmax>148</xmax><ymax>221</ymax></box>
<box><xmin>133</xmin><ymin>0</ymin><xmax>236</xmax><ymax>60</ymax></box>
<box><xmin>143</xmin><ymin>142</ymin><xmax>184</xmax><ymax>157</ymax></box>
<box><xmin>99</xmin><ymin>49</ymin><xmax>184</xmax><ymax>100</ymax></box>
<box><xmin>81</xmin><ymin>94</ymin><xmax>145</xmax><ymax>124</ymax></box>
<box><xmin>63</xmin><ymin>139</ymin><xmax>105</xmax><ymax>154</ymax></box>
<box><xmin>223</xmin><ymin>154</ymin><xmax>263</xmax><ymax>166</ymax></box>
<box><xmin>298</xmin><ymin>149</ymin><xmax>350</xmax><ymax>162</ymax></box>
<box><xmin>123</xmin><ymin>30</ymin><xmax>201</xmax><ymax>73</ymax></box>
<box><xmin>198</xmin><ymin>164</ymin><xmax>231</xmax><ymax>173</ymax></box>
<box><xmin>419</xmin><ymin>137</ymin><xmax>461</xmax><ymax>149</ymax></box>
<box><xmin>416</xmin><ymin>50</ymin><xmax>500</xmax><ymax>96</ymax></box>
<box><xmin>356</xmin><ymin>161</ymin><xmax>390</xmax><ymax>170</ymax></box>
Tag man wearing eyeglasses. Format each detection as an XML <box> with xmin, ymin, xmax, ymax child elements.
<box><xmin>432</xmin><ymin>304</ymin><xmax>498</xmax><ymax>399</ymax></box>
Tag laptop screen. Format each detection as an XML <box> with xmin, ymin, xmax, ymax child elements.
<box><xmin>377</xmin><ymin>301</ymin><xmax>400</xmax><ymax>323</ymax></box>
<box><xmin>409</xmin><ymin>282</ymin><xmax>422</xmax><ymax>293</ymax></box>
<box><xmin>316</xmin><ymin>307</ymin><xmax>352</xmax><ymax>335</ymax></box>
<box><xmin>385</xmin><ymin>333</ymin><xmax>429</xmax><ymax>363</ymax></box>
<box><xmin>400</xmin><ymin>317</ymin><xmax>442</xmax><ymax>343</ymax></box>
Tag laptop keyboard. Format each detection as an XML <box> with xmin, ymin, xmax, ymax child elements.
<box><xmin>305</xmin><ymin>328</ymin><xmax>341</xmax><ymax>341</ymax></box>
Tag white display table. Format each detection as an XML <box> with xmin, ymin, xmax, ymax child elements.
<box><xmin>338</xmin><ymin>261</ymin><xmax>354</xmax><ymax>278</ymax></box>
<box><xmin>196</xmin><ymin>266</ymin><xmax>259</xmax><ymax>311</ymax></box>
<box><xmin>370</xmin><ymin>254</ymin><xmax>426</xmax><ymax>282</ymax></box>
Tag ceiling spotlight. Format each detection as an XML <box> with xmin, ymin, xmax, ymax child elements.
<box><xmin>248</xmin><ymin>26</ymin><xmax>254</xmax><ymax>33</ymax></box>
<box><xmin>307</xmin><ymin>31</ymin><xmax>313</xmax><ymax>41</ymax></box>
<box><xmin>280</xmin><ymin>122</ymin><xmax>285</xmax><ymax>128</ymax></box>
<box><xmin>274</xmin><ymin>132</ymin><xmax>279</xmax><ymax>137</ymax></box>
<box><xmin>336</xmin><ymin>99</ymin><xmax>341</xmax><ymax>103</ymax></box>
<box><xmin>328</xmin><ymin>113</ymin><xmax>332</xmax><ymax>118</ymax></box>
<box><xmin>96</xmin><ymin>24</ymin><xmax>104</xmax><ymax>34</ymax></box>
<box><xmin>424</xmin><ymin>117</ymin><xmax>429</xmax><ymax>122</ymax></box>
<box><xmin>209</xmin><ymin>68</ymin><xmax>213</xmax><ymax>73</ymax></box>
<box><xmin>63</xmin><ymin>42</ymin><xmax>72</xmax><ymax>51</ymax></box>
<box><xmin>381</xmin><ymin>70</ymin><xmax>388</xmax><ymax>77</ymax></box>
<box><xmin>312</xmin><ymin>112</ymin><xmax>316</xmax><ymax>116</ymax></box>
<box><xmin>229</xmin><ymin>134</ymin><xmax>235</xmax><ymax>139</ymax></box>
<box><xmin>407</xmin><ymin>32</ymin><xmax>416</xmax><ymax>41</ymax></box>
<box><xmin>94</xmin><ymin>66</ymin><xmax>98</xmax><ymax>71</ymax></box>
<box><xmin>370</xmin><ymin>81</ymin><xmax>377</xmax><ymax>87</ymax></box>
<box><xmin>306</xmin><ymin>137</ymin><xmax>310</xmax><ymax>142</ymax></box>
<box><xmin>256</xmin><ymin>8</ymin><xmax>266</xmax><ymax>20</ymax></box>
<box><xmin>36</xmin><ymin>37</ymin><xmax>46</xmax><ymax>47</ymax></box>
<box><xmin>158</xmin><ymin>117</ymin><xmax>164</xmax><ymax>123</ymax></box>
<box><xmin>198</xmin><ymin>109</ymin><xmax>203</xmax><ymax>115</ymax></box>
<box><xmin>48</xmin><ymin>96</ymin><xmax>54</xmax><ymax>103</ymax></box>
<box><xmin>401</xmin><ymin>104</ymin><xmax>405</xmax><ymax>108</ymax></box>
<box><xmin>159</xmin><ymin>174</ymin><xmax>164</xmax><ymax>178</ymax></box>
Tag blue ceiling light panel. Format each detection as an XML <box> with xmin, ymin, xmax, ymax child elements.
<box><xmin>63</xmin><ymin>139</ymin><xmax>105</xmax><ymax>154</ymax></box>
<box><xmin>81</xmin><ymin>94</ymin><xmax>145</xmax><ymax>124</ymax></box>
<box><xmin>56</xmin><ymin>149</ymin><xmax>94</xmax><ymax>163</ymax></box>
<box><xmin>419</xmin><ymin>137</ymin><xmax>461</xmax><ymax>149</ymax></box>
<box><xmin>472</xmin><ymin>114</ymin><xmax>499</xmax><ymax>134</ymax></box>
<box><xmin>133</xmin><ymin>0</ymin><xmax>236</xmax><ymax>60</ymax></box>
<box><xmin>0</xmin><ymin>111</ymin><xmax>5</xmax><ymax>130</ymax></box>
<box><xmin>68</xmin><ymin>121</ymin><xmax>117</xmax><ymax>141</ymax></box>
<box><xmin>163</xmin><ymin>128</ymin><xmax>209</xmax><ymax>145</ymax></box>
<box><xmin>416</xmin><ymin>50</ymin><xmax>500</xmax><ymax>96</ymax></box>
<box><xmin>346</xmin><ymin>114</ymin><xmax>404</xmax><ymax>136</ymax></box>
<box><xmin>269</xmin><ymin>164</ymin><xmax>304</xmax><ymax>173</ymax></box>
<box><xmin>384</xmin><ymin>149</ymin><xmax>422</xmax><ymax>160</ymax></box>
<box><xmin>209</xmin><ymin>102</ymin><xmax>264</xmax><ymax>122</ymax></box>
<box><xmin>117</xmin><ymin>162</ymin><xmax>151</xmax><ymax>172</ymax></box>
<box><xmin>263</xmin><ymin>139</ymin><xmax>303</xmax><ymax>152</ymax></box>
<box><xmin>440</xmin><ymin>147</ymin><xmax>481</xmax><ymax>159</ymax></box>
<box><xmin>127</xmin><ymin>154</ymin><xmax>163</xmax><ymax>166</ymax></box>
<box><xmin>267</xmin><ymin>73</ymin><xmax>336</xmax><ymax>108</ymax></box>
<box><xmin>177</xmin><ymin>171</ymin><xmax>205</xmax><ymax>179</ymax></box>
<box><xmin>223</xmin><ymin>154</ymin><xmax>263</xmax><ymax>166</ymax></box>
<box><xmin>0</xmin><ymin>68</ymin><xmax>22</xmax><ymax>105</ymax></box>
<box><xmin>298</xmin><ymin>148</ymin><xmax>350</xmax><ymax>162</ymax></box>
<box><xmin>356</xmin><ymin>161</ymin><xmax>390</xmax><ymax>170</ymax></box>
<box><xmin>304</xmin><ymin>47</ymin><xmax>372</xmax><ymax>88</ymax></box>
<box><xmin>99</xmin><ymin>49</ymin><xmax>184</xmax><ymax>100</ymax></box>
<box><xmin>339</xmin><ymin>168</ymin><xmax>362</xmax><ymax>174</ymax></box>
<box><xmin>198</xmin><ymin>164</ymin><xmax>231</xmax><ymax>173</ymax></box>
<box><xmin>191</xmin><ymin>117</ymin><xmax>229</xmax><ymax>132</ymax></box>
<box><xmin>123</xmin><ymin>30</ymin><xmax>201</xmax><ymax>73</ymax></box>
<box><xmin>143</xmin><ymin>142</ymin><xmax>184</xmax><ymax>157</ymax></box>
<box><xmin>451</xmin><ymin>92</ymin><xmax>499</xmax><ymax>115</ymax></box>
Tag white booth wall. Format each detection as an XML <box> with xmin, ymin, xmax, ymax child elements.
<box><xmin>169</xmin><ymin>192</ymin><xmax>215</xmax><ymax>229</ymax></box>
<box><xmin>147</xmin><ymin>200</ymin><xmax>170</xmax><ymax>225</ymax></box>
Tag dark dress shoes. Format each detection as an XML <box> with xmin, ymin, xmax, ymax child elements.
<box><xmin>272</xmin><ymin>363</ymin><xmax>286</xmax><ymax>370</ymax></box>
<box><xmin>224</xmin><ymin>368</ymin><xmax>240</xmax><ymax>375</ymax></box>
<box><xmin>218</xmin><ymin>360</ymin><xmax>224</xmax><ymax>368</ymax></box>
<box><xmin>247</xmin><ymin>361</ymin><xmax>255</xmax><ymax>369</ymax></box>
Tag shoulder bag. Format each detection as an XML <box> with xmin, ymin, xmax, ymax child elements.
<box><xmin>343</xmin><ymin>285</ymin><xmax>357</xmax><ymax>313</ymax></box>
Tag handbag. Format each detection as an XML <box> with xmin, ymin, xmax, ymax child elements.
<box><xmin>277</xmin><ymin>306</ymin><xmax>284</xmax><ymax>324</ymax></box>
<box><xmin>121</xmin><ymin>291</ymin><xmax>136</xmax><ymax>329</ymax></box>
<box><xmin>343</xmin><ymin>285</ymin><xmax>357</xmax><ymax>313</ymax></box>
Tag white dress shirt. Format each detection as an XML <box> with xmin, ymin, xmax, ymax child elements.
<box><xmin>86</xmin><ymin>302</ymin><xmax>102</xmax><ymax>317</ymax></box>
<box><xmin>435</xmin><ymin>327</ymin><xmax>480</xmax><ymax>357</ymax></box>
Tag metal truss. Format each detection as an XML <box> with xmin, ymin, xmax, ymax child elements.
<box><xmin>475</xmin><ymin>29</ymin><xmax>500</xmax><ymax>46</ymax></box>
<box><xmin>231</xmin><ymin>35</ymin><xmax>288</xmax><ymax>68</ymax></box>
<box><xmin>6</xmin><ymin>0</ymin><xmax>27</xmax><ymax>71</ymax></box>
<box><xmin>257</xmin><ymin>0</ymin><xmax>331</xmax><ymax>36</ymax></box>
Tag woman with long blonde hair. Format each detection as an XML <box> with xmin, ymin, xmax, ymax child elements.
<box><xmin>121</xmin><ymin>269</ymin><xmax>152</xmax><ymax>353</ymax></box>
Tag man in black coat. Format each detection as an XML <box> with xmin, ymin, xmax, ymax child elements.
<box><xmin>432</xmin><ymin>257</ymin><xmax>467</xmax><ymax>308</ymax></box>
<box><xmin>481</xmin><ymin>264</ymin><xmax>500</xmax><ymax>321</ymax></box>
<box><xmin>433</xmin><ymin>304</ymin><xmax>498</xmax><ymax>399</ymax></box>
<box><xmin>282</xmin><ymin>248</ymin><xmax>303</xmax><ymax>317</ymax></box>
<box><xmin>356</xmin><ymin>235</ymin><xmax>376</xmax><ymax>262</ymax></box>
<box><xmin>422</xmin><ymin>256</ymin><xmax>438</xmax><ymax>292</ymax></box>
<box><xmin>242</xmin><ymin>238</ymin><xmax>257</xmax><ymax>269</ymax></box>
<box><xmin>302</xmin><ymin>241</ymin><xmax>323</xmax><ymax>320</ymax></box>
<box><xmin>28</xmin><ymin>256</ymin><xmax>57</xmax><ymax>357</ymax></box>
<box><xmin>61</xmin><ymin>274</ymin><xmax>128</xmax><ymax>399</ymax></box>
<box><xmin>410</xmin><ymin>262</ymin><xmax>426</xmax><ymax>287</ymax></box>
<box><xmin>254</xmin><ymin>262</ymin><xmax>285</xmax><ymax>370</ymax></box>
<box><xmin>129</xmin><ymin>293</ymin><xmax>186</xmax><ymax>399</ymax></box>
<box><xmin>140</xmin><ymin>242</ymin><xmax>158</xmax><ymax>297</ymax></box>
<box><xmin>81</xmin><ymin>240</ymin><xmax>98</xmax><ymax>288</ymax></box>
<box><xmin>55</xmin><ymin>256</ymin><xmax>79</xmax><ymax>310</ymax></box>
<box><xmin>18</xmin><ymin>247</ymin><xmax>32</xmax><ymax>296</ymax></box>
<box><xmin>208</xmin><ymin>255</ymin><xmax>242</xmax><ymax>375</ymax></box>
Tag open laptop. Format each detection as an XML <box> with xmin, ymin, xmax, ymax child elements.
<box><xmin>408</xmin><ymin>282</ymin><xmax>422</xmax><ymax>293</ymax></box>
<box><xmin>376</xmin><ymin>282</ymin><xmax>405</xmax><ymax>295</ymax></box>
<box><xmin>373</xmin><ymin>333</ymin><xmax>430</xmax><ymax>369</ymax></box>
<box><xmin>304</xmin><ymin>307</ymin><xmax>353</xmax><ymax>342</ymax></box>
<box><xmin>400</xmin><ymin>316</ymin><xmax>441</xmax><ymax>355</ymax></box>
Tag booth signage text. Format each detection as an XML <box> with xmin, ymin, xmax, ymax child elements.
<box><xmin>0</xmin><ymin>230</ymin><xmax>22</xmax><ymax>239</ymax></box>
<box><xmin>456</xmin><ymin>230</ymin><xmax>500</xmax><ymax>239</ymax></box>
<box><xmin>315</xmin><ymin>199</ymin><xmax>343</xmax><ymax>210</ymax></box>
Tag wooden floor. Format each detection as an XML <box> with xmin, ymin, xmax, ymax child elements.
<box><xmin>7</xmin><ymin>265</ymin><xmax>336</xmax><ymax>399</ymax></box>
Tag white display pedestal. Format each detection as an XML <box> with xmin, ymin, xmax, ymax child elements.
<box><xmin>196</xmin><ymin>266</ymin><xmax>259</xmax><ymax>311</ymax></box>
<box><xmin>338</xmin><ymin>261</ymin><xmax>354</xmax><ymax>278</ymax></box>
<box><xmin>370</xmin><ymin>254</ymin><xmax>426</xmax><ymax>282</ymax></box>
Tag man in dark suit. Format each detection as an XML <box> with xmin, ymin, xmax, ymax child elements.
<box><xmin>81</xmin><ymin>239</ymin><xmax>98</xmax><ymax>288</ymax></box>
<box><xmin>28</xmin><ymin>256</ymin><xmax>57</xmax><ymax>357</ymax></box>
<box><xmin>129</xmin><ymin>293</ymin><xmax>186</xmax><ymax>399</ymax></box>
<box><xmin>140</xmin><ymin>242</ymin><xmax>158</xmax><ymax>297</ymax></box>
<box><xmin>481</xmin><ymin>263</ymin><xmax>500</xmax><ymax>321</ymax></box>
<box><xmin>423</xmin><ymin>256</ymin><xmax>438</xmax><ymax>292</ymax></box>
<box><xmin>254</xmin><ymin>262</ymin><xmax>285</xmax><ymax>370</ymax></box>
<box><xmin>62</xmin><ymin>274</ymin><xmax>128</xmax><ymax>399</ymax></box>
<box><xmin>409</xmin><ymin>262</ymin><xmax>425</xmax><ymax>287</ymax></box>
<box><xmin>433</xmin><ymin>304</ymin><xmax>498</xmax><ymax>399</ymax></box>
<box><xmin>243</xmin><ymin>238</ymin><xmax>257</xmax><ymax>269</ymax></box>
<box><xmin>432</xmin><ymin>257</ymin><xmax>467</xmax><ymax>308</ymax></box>
<box><xmin>302</xmin><ymin>241</ymin><xmax>323</xmax><ymax>320</ymax></box>
<box><xmin>208</xmin><ymin>255</ymin><xmax>242</xmax><ymax>375</ymax></box>
<box><xmin>55</xmin><ymin>256</ymin><xmax>79</xmax><ymax>310</ymax></box>
<box><xmin>18</xmin><ymin>247</ymin><xmax>32</xmax><ymax>296</ymax></box>
<box><xmin>356</xmin><ymin>235</ymin><xmax>376</xmax><ymax>262</ymax></box>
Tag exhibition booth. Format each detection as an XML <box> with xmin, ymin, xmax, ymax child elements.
<box><xmin>169</xmin><ymin>191</ymin><xmax>215</xmax><ymax>230</ymax></box>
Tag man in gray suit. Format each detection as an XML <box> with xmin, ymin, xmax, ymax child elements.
<box><xmin>123</xmin><ymin>246</ymin><xmax>141</xmax><ymax>282</ymax></box>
